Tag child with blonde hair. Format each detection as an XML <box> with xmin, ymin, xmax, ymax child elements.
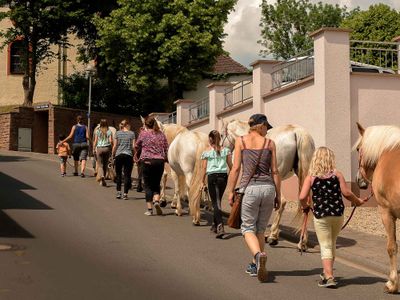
<box><xmin>299</xmin><ymin>146</ymin><xmax>367</xmax><ymax>288</ymax></box>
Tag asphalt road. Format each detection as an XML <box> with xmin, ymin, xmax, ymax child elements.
<box><xmin>0</xmin><ymin>152</ymin><xmax>393</xmax><ymax>300</ymax></box>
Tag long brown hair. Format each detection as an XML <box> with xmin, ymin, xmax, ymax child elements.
<box><xmin>120</xmin><ymin>119</ymin><xmax>130</xmax><ymax>130</ymax></box>
<box><xmin>209</xmin><ymin>130</ymin><xmax>222</xmax><ymax>155</ymax></box>
<box><xmin>144</xmin><ymin>116</ymin><xmax>160</xmax><ymax>132</ymax></box>
<box><xmin>99</xmin><ymin>119</ymin><xmax>108</xmax><ymax>138</ymax></box>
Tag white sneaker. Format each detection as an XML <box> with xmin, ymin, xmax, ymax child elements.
<box><xmin>144</xmin><ymin>210</ymin><xmax>153</xmax><ymax>216</ymax></box>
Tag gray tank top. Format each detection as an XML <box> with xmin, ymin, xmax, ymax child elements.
<box><xmin>239</xmin><ymin>137</ymin><xmax>273</xmax><ymax>188</ymax></box>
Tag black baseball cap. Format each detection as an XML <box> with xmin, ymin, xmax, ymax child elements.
<box><xmin>249</xmin><ymin>114</ymin><xmax>273</xmax><ymax>129</ymax></box>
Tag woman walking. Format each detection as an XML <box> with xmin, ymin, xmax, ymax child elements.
<box><xmin>112</xmin><ymin>120</ymin><xmax>136</xmax><ymax>200</ymax></box>
<box><xmin>135</xmin><ymin>116</ymin><xmax>168</xmax><ymax>216</ymax></box>
<box><xmin>226</xmin><ymin>114</ymin><xmax>281</xmax><ymax>282</ymax></box>
<box><xmin>62</xmin><ymin>115</ymin><xmax>89</xmax><ymax>177</ymax></box>
<box><xmin>93</xmin><ymin>119</ymin><xmax>113</xmax><ymax>187</ymax></box>
<box><xmin>299</xmin><ymin>147</ymin><xmax>367</xmax><ymax>288</ymax></box>
<box><xmin>201</xmin><ymin>130</ymin><xmax>232</xmax><ymax>238</ymax></box>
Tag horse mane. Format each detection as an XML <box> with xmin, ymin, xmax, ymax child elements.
<box><xmin>358</xmin><ymin>125</ymin><xmax>400</xmax><ymax>169</ymax></box>
<box><xmin>227</xmin><ymin>119</ymin><xmax>249</xmax><ymax>137</ymax></box>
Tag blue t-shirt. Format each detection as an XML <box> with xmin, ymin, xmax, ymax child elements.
<box><xmin>201</xmin><ymin>147</ymin><xmax>230</xmax><ymax>175</ymax></box>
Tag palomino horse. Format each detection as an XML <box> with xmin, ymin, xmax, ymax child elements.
<box><xmin>355</xmin><ymin>123</ymin><xmax>400</xmax><ymax>293</ymax></box>
<box><xmin>222</xmin><ymin>120</ymin><xmax>315</xmax><ymax>250</ymax></box>
<box><xmin>168</xmin><ymin>130</ymin><xmax>209</xmax><ymax>225</ymax></box>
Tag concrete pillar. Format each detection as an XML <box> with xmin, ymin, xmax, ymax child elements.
<box><xmin>250</xmin><ymin>60</ymin><xmax>279</xmax><ymax>114</ymax></box>
<box><xmin>310</xmin><ymin>27</ymin><xmax>352</xmax><ymax>178</ymax></box>
<box><xmin>174</xmin><ymin>99</ymin><xmax>194</xmax><ymax>127</ymax></box>
<box><xmin>392</xmin><ymin>36</ymin><xmax>400</xmax><ymax>75</ymax></box>
<box><xmin>207</xmin><ymin>82</ymin><xmax>233</xmax><ymax>131</ymax></box>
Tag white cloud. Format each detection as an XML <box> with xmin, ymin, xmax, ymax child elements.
<box><xmin>224</xmin><ymin>0</ymin><xmax>400</xmax><ymax>67</ymax></box>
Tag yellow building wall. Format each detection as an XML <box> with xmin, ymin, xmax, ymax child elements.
<box><xmin>0</xmin><ymin>9</ymin><xmax>85</xmax><ymax>106</ymax></box>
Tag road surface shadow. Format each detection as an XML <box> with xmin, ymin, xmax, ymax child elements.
<box><xmin>0</xmin><ymin>172</ymin><xmax>53</xmax><ymax>238</ymax></box>
<box><xmin>0</xmin><ymin>155</ymin><xmax>28</xmax><ymax>163</ymax></box>
<box><xmin>269</xmin><ymin>268</ymin><xmax>322</xmax><ymax>282</ymax></box>
<box><xmin>335</xmin><ymin>276</ymin><xmax>386</xmax><ymax>287</ymax></box>
<box><xmin>0</xmin><ymin>172</ymin><xmax>52</xmax><ymax>210</ymax></box>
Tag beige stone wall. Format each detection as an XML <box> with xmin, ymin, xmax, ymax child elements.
<box><xmin>0</xmin><ymin>11</ymin><xmax>85</xmax><ymax>106</ymax></box>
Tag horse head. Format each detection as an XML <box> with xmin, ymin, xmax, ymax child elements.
<box><xmin>354</xmin><ymin>122</ymin><xmax>370</xmax><ymax>189</ymax></box>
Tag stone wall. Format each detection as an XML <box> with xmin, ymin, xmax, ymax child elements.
<box><xmin>0</xmin><ymin>113</ymin><xmax>11</xmax><ymax>150</ymax></box>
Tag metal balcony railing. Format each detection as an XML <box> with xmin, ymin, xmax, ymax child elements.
<box><xmin>160</xmin><ymin>111</ymin><xmax>177</xmax><ymax>124</ymax></box>
<box><xmin>189</xmin><ymin>97</ymin><xmax>209</xmax><ymax>123</ymax></box>
<box><xmin>271</xmin><ymin>48</ymin><xmax>314</xmax><ymax>90</ymax></box>
<box><xmin>224</xmin><ymin>78</ymin><xmax>253</xmax><ymax>109</ymax></box>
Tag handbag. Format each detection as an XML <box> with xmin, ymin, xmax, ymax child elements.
<box><xmin>227</xmin><ymin>138</ymin><xmax>267</xmax><ymax>229</ymax></box>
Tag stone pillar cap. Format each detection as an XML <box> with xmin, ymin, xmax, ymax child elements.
<box><xmin>392</xmin><ymin>36</ymin><xmax>400</xmax><ymax>43</ymax></box>
<box><xmin>250</xmin><ymin>59</ymin><xmax>280</xmax><ymax>67</ymax></box>
<box><xmin>309</xmin><ymin>27</ymin><xmax>352</xmax><ymax>38</ymax></box>
<box><xmin>174</xmin><ymin>99</ymin><xmax>194</xmax><ymax>105</ymax></box>
<box><xmin>206</xmin><ymin>82</ymin><xmax>233</xmax><ymax>89</ymax></box>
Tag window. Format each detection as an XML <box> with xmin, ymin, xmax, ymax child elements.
<box><xmin>9</xmin><ymin>39</ymin><xmax>25</xmax><ymax>75</ymax></box>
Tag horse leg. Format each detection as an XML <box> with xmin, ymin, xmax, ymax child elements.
<box><xmin>159</xmin><ymin>169</ymin><xmax>168</xmax><ymax>207</ymax></box>
<box><xmin>170</xmin><ymin>170</ymin><xmax>179</xmax><ymax>209</ymax></box>
<box><xmin>175</xmin><ymin>175</ymin><xmax>186</xmax><ymax>216</ymax></box>
<box><xmin>266</xmin><ymin>194</ymin><xmax>287</xmax><ymax>246</ymax></box>
<box><xmin>380</xmin><ymin>207</ymin><xmax>398</xmax><ymax>293</ymax></box>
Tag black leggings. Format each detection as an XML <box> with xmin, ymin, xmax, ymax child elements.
<box><xmin>207</xmin><ymin>173</ymin><xmax>228</xmax><ymax>226</ymax></box>
<box><xmin>142</xmin><ymin>159</ymin><xmax>165</xmax><ymax>202</ymax></box>
<box><xmin>115</xmin><ymin>154</ymin><xmax>133</xmax><ymax>194</ymax></box>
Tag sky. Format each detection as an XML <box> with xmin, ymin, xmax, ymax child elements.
<box><xmin>223</xmin><ymin>0</ymin><xmax>400</xmax><ymax>68</ymax></box>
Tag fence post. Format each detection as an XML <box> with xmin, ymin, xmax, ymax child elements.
<box><xmin>250</xmin><ymin>60</ymin><xmax>279</xmax><ymax>115</ymax></box>
<box><xmin>392</xmin><ymin>36</ymin><xmax>400</xmax><ymax>74</ymax></box>
<box><xmin>174</xmin><ymin>99</ymin><xmax>194</xmax><ymax>127</ymax></box>
<box><xmin>207</xmin><ymin>82</ymin><xmax>233</xmax><ymax>131</ymax></box>
<box><xmin>310</xmin><ymin>27</ymin><xmax>352</xmax><ymax>179</ymax></box>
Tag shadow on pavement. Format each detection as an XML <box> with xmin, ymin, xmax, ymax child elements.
<box><xmin>269</xmin><ymin>267</ymin><xmax>322</xmax><ymax>282</ymax></box>
<box><xmin>336</xmin><ymin>276</ymin><xmax>386</xmax><ymax>287</ymax></box>
<box><xmin>0</xmin><ymin>155</ymin><xmax>28</xmax><ymax>163</ymax></box>
<box><xmin>0</xmin><ymin>172</ymin><xmax>53</xmax><ymax>238</ymax></box>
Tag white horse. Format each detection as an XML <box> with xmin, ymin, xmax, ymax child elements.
<box><xmin>222</xmin><ymin>120</ymin><xmax>315</xmax><ymax>250</ymax></box>
<box><xmin>168</xmin><ymin>130</ymin><xmax>209</xmax><ymax>225</ymax></box>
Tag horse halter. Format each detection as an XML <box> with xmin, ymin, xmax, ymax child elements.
<box><xmin>221</xmin><ymin>127</ymin><xmax>236</xmax><ymax>151</ymax></box>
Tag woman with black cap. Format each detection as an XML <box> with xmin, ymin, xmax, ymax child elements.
<box><xmin>226</xmin><ymin>113</ymin><xmax>281</xmax><ymax>283</ymax></box>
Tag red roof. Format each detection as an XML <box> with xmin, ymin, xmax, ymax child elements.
<box><xmin>213</xmin><ymin>55</ymin><xmax>249</xmax><ymax>74</ymax></box>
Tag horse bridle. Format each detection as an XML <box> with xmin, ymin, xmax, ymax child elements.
<box><xmin>221</xmin><ymin>127</ymin><xmax>236</xmax><ymax>151</ymax></box>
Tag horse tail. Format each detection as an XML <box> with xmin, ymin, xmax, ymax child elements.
<box><xmin>293</xmin><ymin>126</ymin><xmax>315</xmax><ymax>233</ymax></box>
<box><xmin>188</xmin><ymin>133</ymin><xmax>207</xmax><ymax>216</ymax></box>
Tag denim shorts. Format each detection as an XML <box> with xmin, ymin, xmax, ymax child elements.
<box><xmin>241</xmin><ymin>184</ymin><xmax>276</xmax><ymax>235</ymax></box>
<box><xmin>59</xmin><ymin>156</ymin><xmax>68</xmax><ymax>163</ymax></box>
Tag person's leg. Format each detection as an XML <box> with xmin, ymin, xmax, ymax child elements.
<box><xmin>241</xmin><ymin>186</ymin><xmax>262</xmax><ymax>256</ymax></box>
<box><xmin>80</xmin><ymin>144</ymin><xmax>88</xmax><ymax>176</ymax></box>
<box><xmin>60</xmin><ymin>162</ymin><xmax>64</xmax><ymax>175</ymax></box>
<box><xmin>256</xmin><ymin>184</ymin><xmax>275</xmax><ymax>252</ymax></box>
<box><xmin>141</xmin><ymin>161</ymin><xmax>154</xmax><ymax>210</ymax></box>
<box><xmin>115</xmin><ymin>155</ymin><xmax>123</xmax><ymax>194</ymax></box>
<box><xmin>207</xmin><ymin>175</ymin><xmax>218</xmax><ymax>230</ymax></box>
<box><xmin>102</xmin><ymin>149</ymin><xmax>110</xmax><ymax>181</ymax></box>
<box><xmin>123</xmin><ymin>156</ymin><xmax>133</xmax><ymax>195</ymax></box>
<box><xmin>314</xmin><ymin>217</ymin><xmax>334</xmax><ymax>279</ymax></box>
<box><xmin>330</xmin><ymin>216</ymin><xmax>344</xmax><ymax>278</ymax></box>
<box><xmin>96</xmin><ymin>149</ymin><xmax>104</xmax><ymax>181</ymax></box>
<box><xmin>151</xmin><ymin>160</ymin><xmax>165</xmax><ymax>215</ymax></box>
<box><xmin>72</xmin><ymin>144</ymin><xmax>79</xmax><ymax>175</ymax></box>
<box><xmin>215</xmin><ymin>174</ymin><xmax>227</xmax><ymax>231</ymax></box>
<box><xmin>136</xmin><ymin>161</ymin><xmax>143</xmax><ymax>192</ymax></box>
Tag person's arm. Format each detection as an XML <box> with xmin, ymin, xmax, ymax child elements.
<box><xmin>162</xmin><ymin>133</ymin><xmax>169</xmax><ymax>162</ymax></box>
<box><xmin>63</xmin><ymin>125</ymin><xmax>76</xmax><ymax>143</ymax></box>
<box><xmin>226</xmin><ymin>138</ymin><xmax>243</xmax><ymax>206</ymax></box>
<box><xmin>66</xmin><ymin>143</ymin><xmax>71</xmax><ymax>156</ymax></box>
<box><xmin>299</xmin><ymin>175</ymin><xmax>312</xmax><ymax>210</ymax></box>
<box><xmin>201</xmin><ymin>159</ymin><xmax>207</xmax><ymax>189</ymax></box>
<box><xmin>93</xmin><ymin>133</ymin><xmax>98</xmax><ymax>154</ymax></box>
<box><xmin>270</xmin><ymin>140</ymin><xmax>282</xmax><ymax>210</ymax></box>
<box><xmin>226</xmin><ymin>149</ymin><xmax>233</xmax><ymax>172</ymax></box>
<box><xmin>336</xmin><ymin>171</ymin><xmax>367</xmax><ymax>206</ymax></box>
<box><xmin>131</xmin><ymin>136</ymin><xmax>136</xmax><ymax>160</ymax></box>
<box><xmin>112</xmin><ymin>134</ymin><xmax>118</xmax><ymax>158</ymax></box>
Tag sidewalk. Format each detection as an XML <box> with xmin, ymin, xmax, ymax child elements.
<box><xmin>0</xmin><ymin>150</ymin><xmax>390</xmax><ymax>277</ymax></box>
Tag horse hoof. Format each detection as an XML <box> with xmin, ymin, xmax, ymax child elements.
<box><xmin>384</xmin><ymin>281</ymin><xmax>398</xmax><ymax>294</ymax></box>
<box><xmin>193</xmin><ymin>221</ymin><xmax>200</xmax><ymax>226</ymax></box>
<box><xmin>267</xmin><ymin>238</ymin><xmax>279</xmax><ymax>246</ymax></box>
<box><xmin>171</xmin><ymin>203</ymin><xmax>177</xmax><ymax>209</ymax></box>
<box><xmin>297</xmin><ymin>245</ymin><xmax>308</xmax><ymax>252</ymax></box>
<box><xmin>175</xmin><ymin>210</ymin><xmax>182</xmax><ymax>216</ymax></box>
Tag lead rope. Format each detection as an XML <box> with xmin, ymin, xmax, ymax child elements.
<box><xmin>341</xmin><ymin>190</ymin><xmax>374</xmax><ymax>230</ymax></box>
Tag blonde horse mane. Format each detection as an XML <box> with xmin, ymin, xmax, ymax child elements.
<box><xmin>355</xmin><ymin>125</ymin><xmax>400</xmax><ymax>170</ymax></box>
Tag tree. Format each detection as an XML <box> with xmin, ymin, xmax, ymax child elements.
<box><xmin>259</xmin><ymin>0</ymin><xmax>351</xmax><ymax>59</ymax></box>
<box><xmin>341</xmin><ymin>4</ymin><xmax>400</xmax><ymax>71</ymax></box>
<box><xmin>95</xmin><ymin>0</ymin><xmax>236</xmax><ymax>104</ymax></box>
<box><xmin>0</xmin><ymin>1</ymin><xmax>79</xmax><ymax>106</ymax></box>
